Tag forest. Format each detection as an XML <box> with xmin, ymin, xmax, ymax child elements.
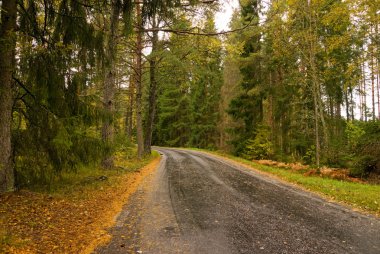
<box><xmin>0</xmin><ymin>0</ymin><xmax>380</xmax><ymax>193</ymax></box>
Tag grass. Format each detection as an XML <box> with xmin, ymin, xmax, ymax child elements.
<box><xmin>0</xmin><ymin>148</ymin><xmax>160</xmax><ymax>253</ymax></box>
<box><xmin>187</xmin><ymin>148</ymin><xmax>380</xmax><ymax>216</ymax></box>
<box><xmin>41</xmin><ymin>150</ymin><xmax>159</xmax><ymax>197</ymax></box>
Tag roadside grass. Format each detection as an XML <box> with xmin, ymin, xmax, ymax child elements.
<box><xmin>48</xmin><ymin>150</ymin><xmax>160</xmax><ymax>198</ymax></box>
<box><xmin>0</xmin><ymin>149</ymin><xmax>160</xmax><ymax>254</ymax></box>
<box><xmin>187</xmin><ymin>148</ymin><xmax>380</xmax><ymax>216</ymax></box>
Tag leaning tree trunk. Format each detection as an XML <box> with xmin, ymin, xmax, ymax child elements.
<box><xmin>135</xmin><ymin>2</ymin><xmax>144</xmax><ymax>159</ymax></box>
<box><xmin>143</xmin><ymin>18</ymin><xmax>159</xmax><ymax>156</ymax></box>
<box><xmin>102</xmin><ymin>0</ymin><xmax>121</xmax><ymax>169</ymax></box>
<box><xmin>0</xmin><ymin>0</ymin><xmax>17</xmax><ymax>192</ymax></box>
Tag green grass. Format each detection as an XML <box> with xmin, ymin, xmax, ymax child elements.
<box><xmin>187</xmin><ymin>148</ymin><xmax>380</xmax><ymax>216</ymax></box>
<box><xmin>40</xmin><ymin>149</ymin><xmax>160</xmax><ymax>197</ymax></box>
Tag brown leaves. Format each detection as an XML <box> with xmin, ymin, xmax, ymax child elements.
<box><xmin>0</xmin><ymin>157</ymin><xmax>160</xmax><ymax>254</ymax></box>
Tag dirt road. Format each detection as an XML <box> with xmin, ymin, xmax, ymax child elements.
<box><xmin>96</xmin><ymin>148</ymin><xmax>380</xmax><ymax>254</ymax></box>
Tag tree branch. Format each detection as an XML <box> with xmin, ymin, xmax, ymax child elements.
<box><xmin>142</xmin><ymin>17</ymin><xmax>254</xmax><ymax>36</ymax></box>
<box><xmin>12</xmin><ymin>76</ymin><xmax>58</xmax><ymax>118</ymax></box>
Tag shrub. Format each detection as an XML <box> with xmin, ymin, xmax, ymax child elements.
<box><xmin>351</xmin><ymin>155</ymin><xmax>377</xmax><ymax>177</ymax></box>
<box><xmin>241</xmin><ymin>126</ymin><xmax>273</xmax><ymax>160</ymax></box>
<box><xmin>348</xmin><ymin>121</ymin><xmax>380</xmax><ymax>177</ymax></box>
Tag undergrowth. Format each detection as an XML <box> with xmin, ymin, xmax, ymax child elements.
<box><xmin>47</xmin><ymin>149</ymin><xmax>159</xmax><ymax>197</ymax></box>
<box><xmin>0</xmin><ymin>147</ymin><xmax>159</xmax><ymax>253</ymax></box>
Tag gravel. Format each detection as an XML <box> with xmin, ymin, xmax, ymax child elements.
<box><xmin>96</xmin><ymin>148</ymin><xmax>380</xmax><ymax>254</ymax></box>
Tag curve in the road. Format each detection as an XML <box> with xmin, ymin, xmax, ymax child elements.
<box><xmin>96</xmin><ymin>148</ymin><xmax>380</xmax><ymax>254</ymax></box>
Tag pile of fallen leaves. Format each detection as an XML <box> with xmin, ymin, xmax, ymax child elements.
<box><xmin>0</xmin><ymin>157</ymin><xmax>160</xmax><ymax>254</ymax></box>
<box><xmin>253</xmin><ymin>159</ymin><xmax>365</xmax><ymax>183</ymax></box>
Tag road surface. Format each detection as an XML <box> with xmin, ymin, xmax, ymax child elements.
<box><xmin>96</xmin><ymin>148</ymin><xmax>380</xmax><ymax>254</ymax></box>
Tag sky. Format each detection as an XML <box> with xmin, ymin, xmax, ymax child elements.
<box><xmin>215</xmin><ymin>0</ymin><xmax>240</xmax><ymax>32</ymax></box>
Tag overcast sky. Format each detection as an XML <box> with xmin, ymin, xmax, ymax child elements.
<box><xmin>215</xmin><ymin>0</ymin><xmax>240</xmax><ymax>32</ymax></box>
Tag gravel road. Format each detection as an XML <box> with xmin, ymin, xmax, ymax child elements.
<box><xmin>96</xmin><ymin>148</ymin><xmax>380</xmax><ymax>254</ymax></box>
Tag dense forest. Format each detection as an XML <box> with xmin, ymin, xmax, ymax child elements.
<box><xmin>0</xmin><ymin>0</ymin><xmax>379</xmax><ymax>193</ymax></box>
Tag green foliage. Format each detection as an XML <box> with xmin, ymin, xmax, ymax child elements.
<box><xmin>223</xmin><ymin>0</ymin><xmax>379</xmax><ymax>176</ymax></box>
<box><xmin>303</xmin><ymin>146</ymin><xmax>316</xmax><ymax>165</ymax></box>
<box><xmin>346</xmin><ymin>121</ymin><xmax>365</xmax><ymax>148</ymax></box>
<box><xmin>351</xmin><ymin>156</ymin><xmax>377</xmax><ymax>177</ymax></box>
<box><xmin>241</xmin><ymin>126</ymin><xmax>273</xmax><ymax>160</ymax></box>
<box><xmin>11</xmin><ymin>0</ymin><xmax>109</xmax><ymax>189</ymax></box>
<box><xmin>226</xmin><ymin>0</ymin><xmax>265</xmax><ymax>156</ymax></box>
<box><xmin>349</xmin><ymin>121</ymin><xmax>380</xmax><ymax>177</ymax></box>
<box><xmin>154</xmin><ymin>11</ymin><xmax>223</xmax><ymax>149</ymax></box>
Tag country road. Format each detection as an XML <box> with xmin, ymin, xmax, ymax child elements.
<box><xmin>96</xmin><ymin>148</ymin><xmax>380</xmax><ymax>254</ymax></box>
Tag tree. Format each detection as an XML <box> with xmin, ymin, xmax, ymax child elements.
<box><xmin>135</xmin><ymin>1</ymin><xmax>145</xmax><ymax>158</ymax></box>
<box><xmin>102</xmin><ymin>0</ymin><xmax>122</xmax><ymax>168</ymax></box>
<box><xmin>0</xmin><ymin>0</ymin><xmax>17</xmax><ymax>192</ymax></box>
<box><xmin>153</xmin><ymin>9</ymin><xmax>223</xmax><ymax>149</ymax></box>
<box><xmin>143</xmin><ymin>15</ymin><xmax>160</xmax><ymax>155</ymax></box>
<box><xmin>227</xmin><ymin>0</ymin><xmax>264</xmax><ymax>155</ymax></box>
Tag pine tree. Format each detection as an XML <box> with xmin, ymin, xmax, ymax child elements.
<box><xmin>227</xmin><ymin>0</ymin><xmax>264</xmax><ymax>155</ymax></box>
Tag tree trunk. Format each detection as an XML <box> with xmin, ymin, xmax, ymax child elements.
<box><xmin>345</xmin><ymin>91</ymin><xmax>350</xmax><ymax>121</ymax></box>
<box><xmin>308</xmin><ymin>1</ymin><xmax>320</xmax><ymax>169</ymax></box>
<box><xmin>359</xmin><ymin>67</ymin><xmax>363</xmax><ymax>121</ymax></box>
<box><xmin>126</xmin><ymin>68</ymin><xmax>135</xmax><ymax>139</ymax></box>
<box><xmin>377</xmin><ymin>60</ymin><xmax>380</xmax><ymax>120</ymax></box>
<box><xmin>370</xmin><ymin>43</ymin><xmax>376</xmax><ymax>120</ymax></box>
<box><xmin>143</xmin><ymin>18</ymin><xmax>159</xmax><ymax>156</ymax></box>
<box><xmin>376</xmin><ymin>24</ymin><xmax>380</xmax><ymax>120</ymax></box>
<box><xmin>102</xmin><ymin>0</ymin><xmax>120</xmax><ymax>169</ymax></box>
<box><xmin>362</xmin><ymin>60</ymin><xmax>368</xmax><ymax>122</ymax></box>
<box><xmin>350</xmin><ymin>87</ymin><xmax>354</xmax><ymax>121</ymax></box>
<box><xmin>135</xmin><ymin>2</ymin><xmax>144</xmax><ymax>159</ymax></box>
<box><xmin>309</xmin><ymin>45</ymin><xmax>321</xmax><ymax>168</ymax></box>
<box><xmin>0</xmin><ymin>0</ymin><xmax>17</xmax><ymax>192</ymax></box>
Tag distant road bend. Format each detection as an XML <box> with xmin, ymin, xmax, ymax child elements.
<box><xmin>97</xmin><ymin>148</ymin><xmax>380</xmax><ymax>254</ymax></box>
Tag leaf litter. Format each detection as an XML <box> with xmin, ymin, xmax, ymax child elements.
<box><xmin>0</xmin><ymin>157</ymin><xmax>160</xmax><ymax>254</ymax></box>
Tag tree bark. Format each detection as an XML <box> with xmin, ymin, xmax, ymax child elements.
<box><xmin>126</xmin><ymin>68</ymin><xmax>135</xmax><ymax>139</ymax></box>
<box><xmin>135</xmin><ymin>2</ymin><xmax>144</xmax><ymax>159</ymax></box>
<box><xmin>359</xmin><ymin>64</ymin><xmax>363</xmax><ymax>121</ymax></box>
<box><xmin>102</xmin><ymin>0</ymin><xmax>121</xmax><ymax>169</ymax></box>
<box><xmin>362</xmin><ymin>60</ymin><xmax>368</xmax><ymax>122</ymax></box>
<box><xmin>370</xmin><ymin>40</ymin><xmax>376</xmax><ymax>120</ymax></box>
<box><xmin>0</xmin><ymin>0</ymin><xmax>17</xmax><ymax>192</ymax></box>
<box><xmin>308</xmin><ymin>0</ymin><xmax>320</xmax><ymax>169</ymax></box>
<box><xmin>376</xmin><ymin>24</ymin><xmax>380</xmax><ymax>120</ymax></box>
<box><xmin>312</xmin><ymin>68</ymin><xmax>321</xmax><ymax>169</ymax></box>
<box><xmin>143</xmin><ymin>17</ymin><xmax>159</xmax><ymax>156</ymax></box>
<box><xmin>350</xmin><ymin>87</ymin><xmax>354</xmax><ymax>121</ymax></box>
<box><xmin>377</xmin><ymin>60</ymin><xmax>380</xmax><ymax>120</ymax></box>
<box><xmin>345</xmin><ymin>91</ymin><xmax>350</xmax><ymax>121</ymax></box>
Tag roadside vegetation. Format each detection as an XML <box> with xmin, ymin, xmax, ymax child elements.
<box><xmin>0</xmin><ymin>148</ymin><xmax>159</xmax><ymax>253</ymax></box>
<box><xmin>192</xmin><ymin>149</ymin><xmax>380</xmax><ymax>217</ymax></box>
